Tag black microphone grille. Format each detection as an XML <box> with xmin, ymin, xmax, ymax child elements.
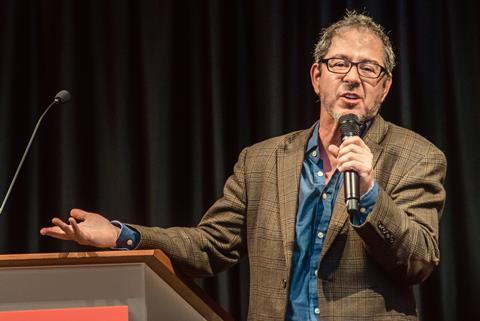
<box><xmin>54</xmin><ymin>90</ymin><xmax>71</xmax><ymax>103</ymax></box>
<box><xmin>338</xmin><ymin>113</ymin><xmax>360</xmax><ymax>138</ymax></box>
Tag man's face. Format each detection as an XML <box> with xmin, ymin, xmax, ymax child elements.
<box><xmin>310</xmin><ymin>28</ymin><xmax>392</xmax><ymax>122</ymax></box>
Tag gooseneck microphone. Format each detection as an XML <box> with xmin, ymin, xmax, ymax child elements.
<box><xmin>338</xmin><ymin>114</ymin><xmax>361</xmax><ymax>215</ymax></box>
<box><xmin>0</xmin><ymin>90</ymin><xmax>71</xmax><ymax>215</ymax></box>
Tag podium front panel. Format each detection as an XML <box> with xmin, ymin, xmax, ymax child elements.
<box><xmin>0</xmin><ymin>263</ymin><xmax>206</xmax><ymax>321</ymax></box>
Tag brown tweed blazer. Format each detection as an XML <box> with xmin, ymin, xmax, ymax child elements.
<box><xmin>132</xmin><ymin>115</ymin><xmax>447</xmax><ymax>321</ymax></box>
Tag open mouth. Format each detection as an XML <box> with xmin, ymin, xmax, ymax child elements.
<box><xmin>340</xmin><ymin>93</ymin><xmax>362</xmax><ymax>103</ymax></box>
<box><xmin>341</xmin><ymin>93</ymin><xmax>361</xmax><ymax>99</ymax></box>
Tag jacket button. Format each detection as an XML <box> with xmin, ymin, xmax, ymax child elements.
<box><xmin>282</xmin><ymin>279</ymin><xmax>287</xmax><ymax>289</ymax></box>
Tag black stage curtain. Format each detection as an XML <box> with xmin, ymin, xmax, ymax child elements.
<box><xmin>0</xmin><ymin>1</ymin><xmax>479</xmax><ymax>320</ymax></box>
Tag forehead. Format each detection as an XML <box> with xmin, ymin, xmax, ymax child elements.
<box><xmin>327</xmin><ymin>27</ymin><xmax>384</xmax><ymax>63</ymax></box>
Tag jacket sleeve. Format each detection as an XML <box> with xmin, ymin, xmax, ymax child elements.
<box><xmin>129</xmin><ymin>148</ymin><xmax>248</xmax><ymax>278</ymax></box>
<box><xmin>353</xmin><ymin>144</ymin><xmax>447</xmax><ymax>284</ymax></box>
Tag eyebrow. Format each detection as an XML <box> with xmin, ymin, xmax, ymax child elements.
<box><xmin>330</xmin><ymin>54</ymin><xmax>382</xmax><ymax>65</ymax></box>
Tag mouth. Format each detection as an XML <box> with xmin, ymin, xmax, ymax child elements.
<box><xmin>340</xmin><ymin>92</ymin><xmax>363</xmax><ymax>104</ymax></box>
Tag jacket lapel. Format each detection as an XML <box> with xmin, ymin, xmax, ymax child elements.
<box><xmin>277</xmin><ymin>128</ymin><xmax>312</xmax><ymax>270</ymax></box>
<box><xmin>320</xmin><ymin>115</ymin><xmax>388</xmax><ymax>260</ymax></box>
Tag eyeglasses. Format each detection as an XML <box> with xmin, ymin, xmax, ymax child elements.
<box><xmin>320</xmin><ymin>58</ymin><xmax>387</xmax><ymax>79</ymax></box>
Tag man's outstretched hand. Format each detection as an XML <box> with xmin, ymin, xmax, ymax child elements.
<box><xmin>40</xmin><ymin>208</ymin><xmax>120</xmax><ymax>248</ymax></box>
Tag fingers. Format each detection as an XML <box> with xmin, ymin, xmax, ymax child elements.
<box><xmin>40</xmin><ymin>209</ymin><xmax>115</xmax><ymax>247</ymax></box>
<box><xmin>336</xmin><ymin>137</ymin><xmax>372</xmax><ymax>171</ymax></box>
<box><xmin>337</xmin><ymin>148</ymin><xmax>371</xmax><ymax>170</ymax></box>
<box><xmin>54</xmin><ymin>217</ymin><xmax>77</xmax><ymax>239</ymax></box>
<box><xmin>337</xmin><ymin>159</ymin><xmax>371</xmax><ymax>175</ymax></box>
<box><xmin>39</xmin><ymin>218</ymin><xmax>74</xmax><ymax>240</ymax></box>
<box><xmin>338</xmin><ymin>137</ymin><xmax>369</xmax><ymax>156</ymax></box>
<box><xmin>335</xmin><ymin>137</ymin><xmax>374</xmax><ymax>195</ymax></box>
<box><xmin>69</xmin><ymin>216</ymin><xmax>91</xmax><ymax>245</ymax></box>
<box><xmin>69</xmin><ymin>217</ymin><xmax>81</xmax><ymax>234</ymax></box>
<box><xmin>40</xmin><ymin>217</ymin><xmax>84</xmax><ymax>243</ymax></box>
<box><xmin>339</xmin><ymin>136</ymin><xmax>367</xmax><ymax>148</ymax></box>
<box><xmin>329</xmin><ymin>137</ymin><xmax>372</xmax><ymax>173</ymax></box>
<box><xmin>39</xmin><ymin>226</ymin><xmax>70</xmax><ymax>240</ymax></box>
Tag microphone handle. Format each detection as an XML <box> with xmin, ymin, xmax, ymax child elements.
<box><xmin>0</xmin><ymin>99</ymin><xmax>61</xmax><ymax>215</ymax></box>
<box><xmin>344</xmin><ymin>170</ymin><xmax>360</xmax><ymax>215</ymax></box>
<box><xmin>342</xmin><ymin>132</ymin><xmax>360</xmax><ymax>215</ymax></box>
<box><xmin>338</xmin><ymin>114</ymin><xmax>362</xmax><ymax>215</ymax></box>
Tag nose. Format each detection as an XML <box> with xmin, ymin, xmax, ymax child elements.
<box><xmin>342</xmin><ymin>65</ymin><xmax>361</xmax><ymax>84</ymax></box>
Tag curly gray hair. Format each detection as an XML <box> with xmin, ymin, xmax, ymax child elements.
<box><xmin>313</xmin><ymin>11</ymin><xmax>396</xmax><ymax>75</ymax></box>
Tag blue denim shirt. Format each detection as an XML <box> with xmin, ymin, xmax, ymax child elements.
<box><xmin>286</xmin><ymin>122</ymin><xmax>378</xmax><ymax>321</ymax></box>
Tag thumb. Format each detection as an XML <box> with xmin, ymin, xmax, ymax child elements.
<box><xmin>70</xmin><ymin>208</ymin><xmax>89</xmax><ymax>221</ymax></box>
<box><xmin>327</xmin><ymin>144</ymin><xmax>340</xmax><ymax>157</ymax></box>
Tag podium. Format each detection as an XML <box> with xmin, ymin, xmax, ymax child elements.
<box><xmin>0</xmin><ymin>250</ymin><xmax>234</xmax><ymax>321</ymax></box>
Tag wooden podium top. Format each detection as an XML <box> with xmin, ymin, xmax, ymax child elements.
<box><xmin>0</xmin><ymin>249</ymin><xmax>174</xmax><ymax>271</ymax></box>
<box><xmin>0</xmin><ymin>250</ymin><xmax>234</xmax><ymax>321</ymax></box>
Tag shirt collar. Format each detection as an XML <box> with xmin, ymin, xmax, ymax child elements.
<box><xmin>304</xmin><ymin>118</ymin><xmax>372</xmax><ymax>155</ymax></box>
<box><xmin>305</xmin><ymin>122</ymin><xmax>320</xmax><ymax>155</ymax></box>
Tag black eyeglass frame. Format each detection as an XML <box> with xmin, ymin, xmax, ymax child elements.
<box><xmin>320</xmin><ymin>58</ymin><xmax>388</xmax><ymax>79</ymax></box>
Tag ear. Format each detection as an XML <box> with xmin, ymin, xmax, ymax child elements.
<box><xmin>380</xmin><ymin>75</ymin><xmax>392</xmax><ymax>102</ymax></box>
<box><xmin>310</xmin><ymin>63</ymin><xmax>321</xmax><ymax>95</ymax></box>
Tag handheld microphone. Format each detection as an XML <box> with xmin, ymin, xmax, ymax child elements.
<box><xmin>0</xmin><ymin>90</ymin><xmax>71</xmax><ymax>215</ymax></box>
<box><xmin>338</xmin><ymin>114</ymin><xmax>361</xmax><ymax>215</ymax></box>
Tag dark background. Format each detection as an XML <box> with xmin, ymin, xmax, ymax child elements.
<box><xmin>0</xmin><ymin>0</ymin><xmax>479</xmax><ymax>320</ymax></box>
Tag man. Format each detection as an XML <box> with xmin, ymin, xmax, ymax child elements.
<box><xmin>41</xmin><ymin>12</ymin><xmax>446</xmax><ymax>321</ymax></box>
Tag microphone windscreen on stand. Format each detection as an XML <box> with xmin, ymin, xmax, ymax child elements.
<box><xmin>55</xmin><ymin>90</ymin><xmax>71</xmax><ymax>103</ymax></box>
<box><xmin>338</xmin><ymin>114</ymin><xmax>361</xmax><ymax>215</ymax></box>
<box><xmin>0</xmin><ymin>90</ymin><xmax>71</xmax><ymax>216</ymax></box>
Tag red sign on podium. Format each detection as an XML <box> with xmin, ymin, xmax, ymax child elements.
<box><xmin>0</xmin><ymin>305</ymin><xmax>128</xmax><ymax>321</ymax></box>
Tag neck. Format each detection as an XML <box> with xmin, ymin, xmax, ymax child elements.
<box><xmin>318</xmin><ymin>110</ymin><xmax>342</xmax><ymax>150</ymax></box>
<box><xmin>316</xmin><ymin>110</ymin><xmax>342</xmax><ymax>178</ymax></box>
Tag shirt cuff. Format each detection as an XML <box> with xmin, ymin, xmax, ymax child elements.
<box><xmin>350</xmin><ymin>181</ymin><xmax>379</xmax><ymax>226</ymax></box>
<box><xmin>110</xmin><ymin>220</ymin><xmax>141</xmax><ymax>250</ymax></box>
